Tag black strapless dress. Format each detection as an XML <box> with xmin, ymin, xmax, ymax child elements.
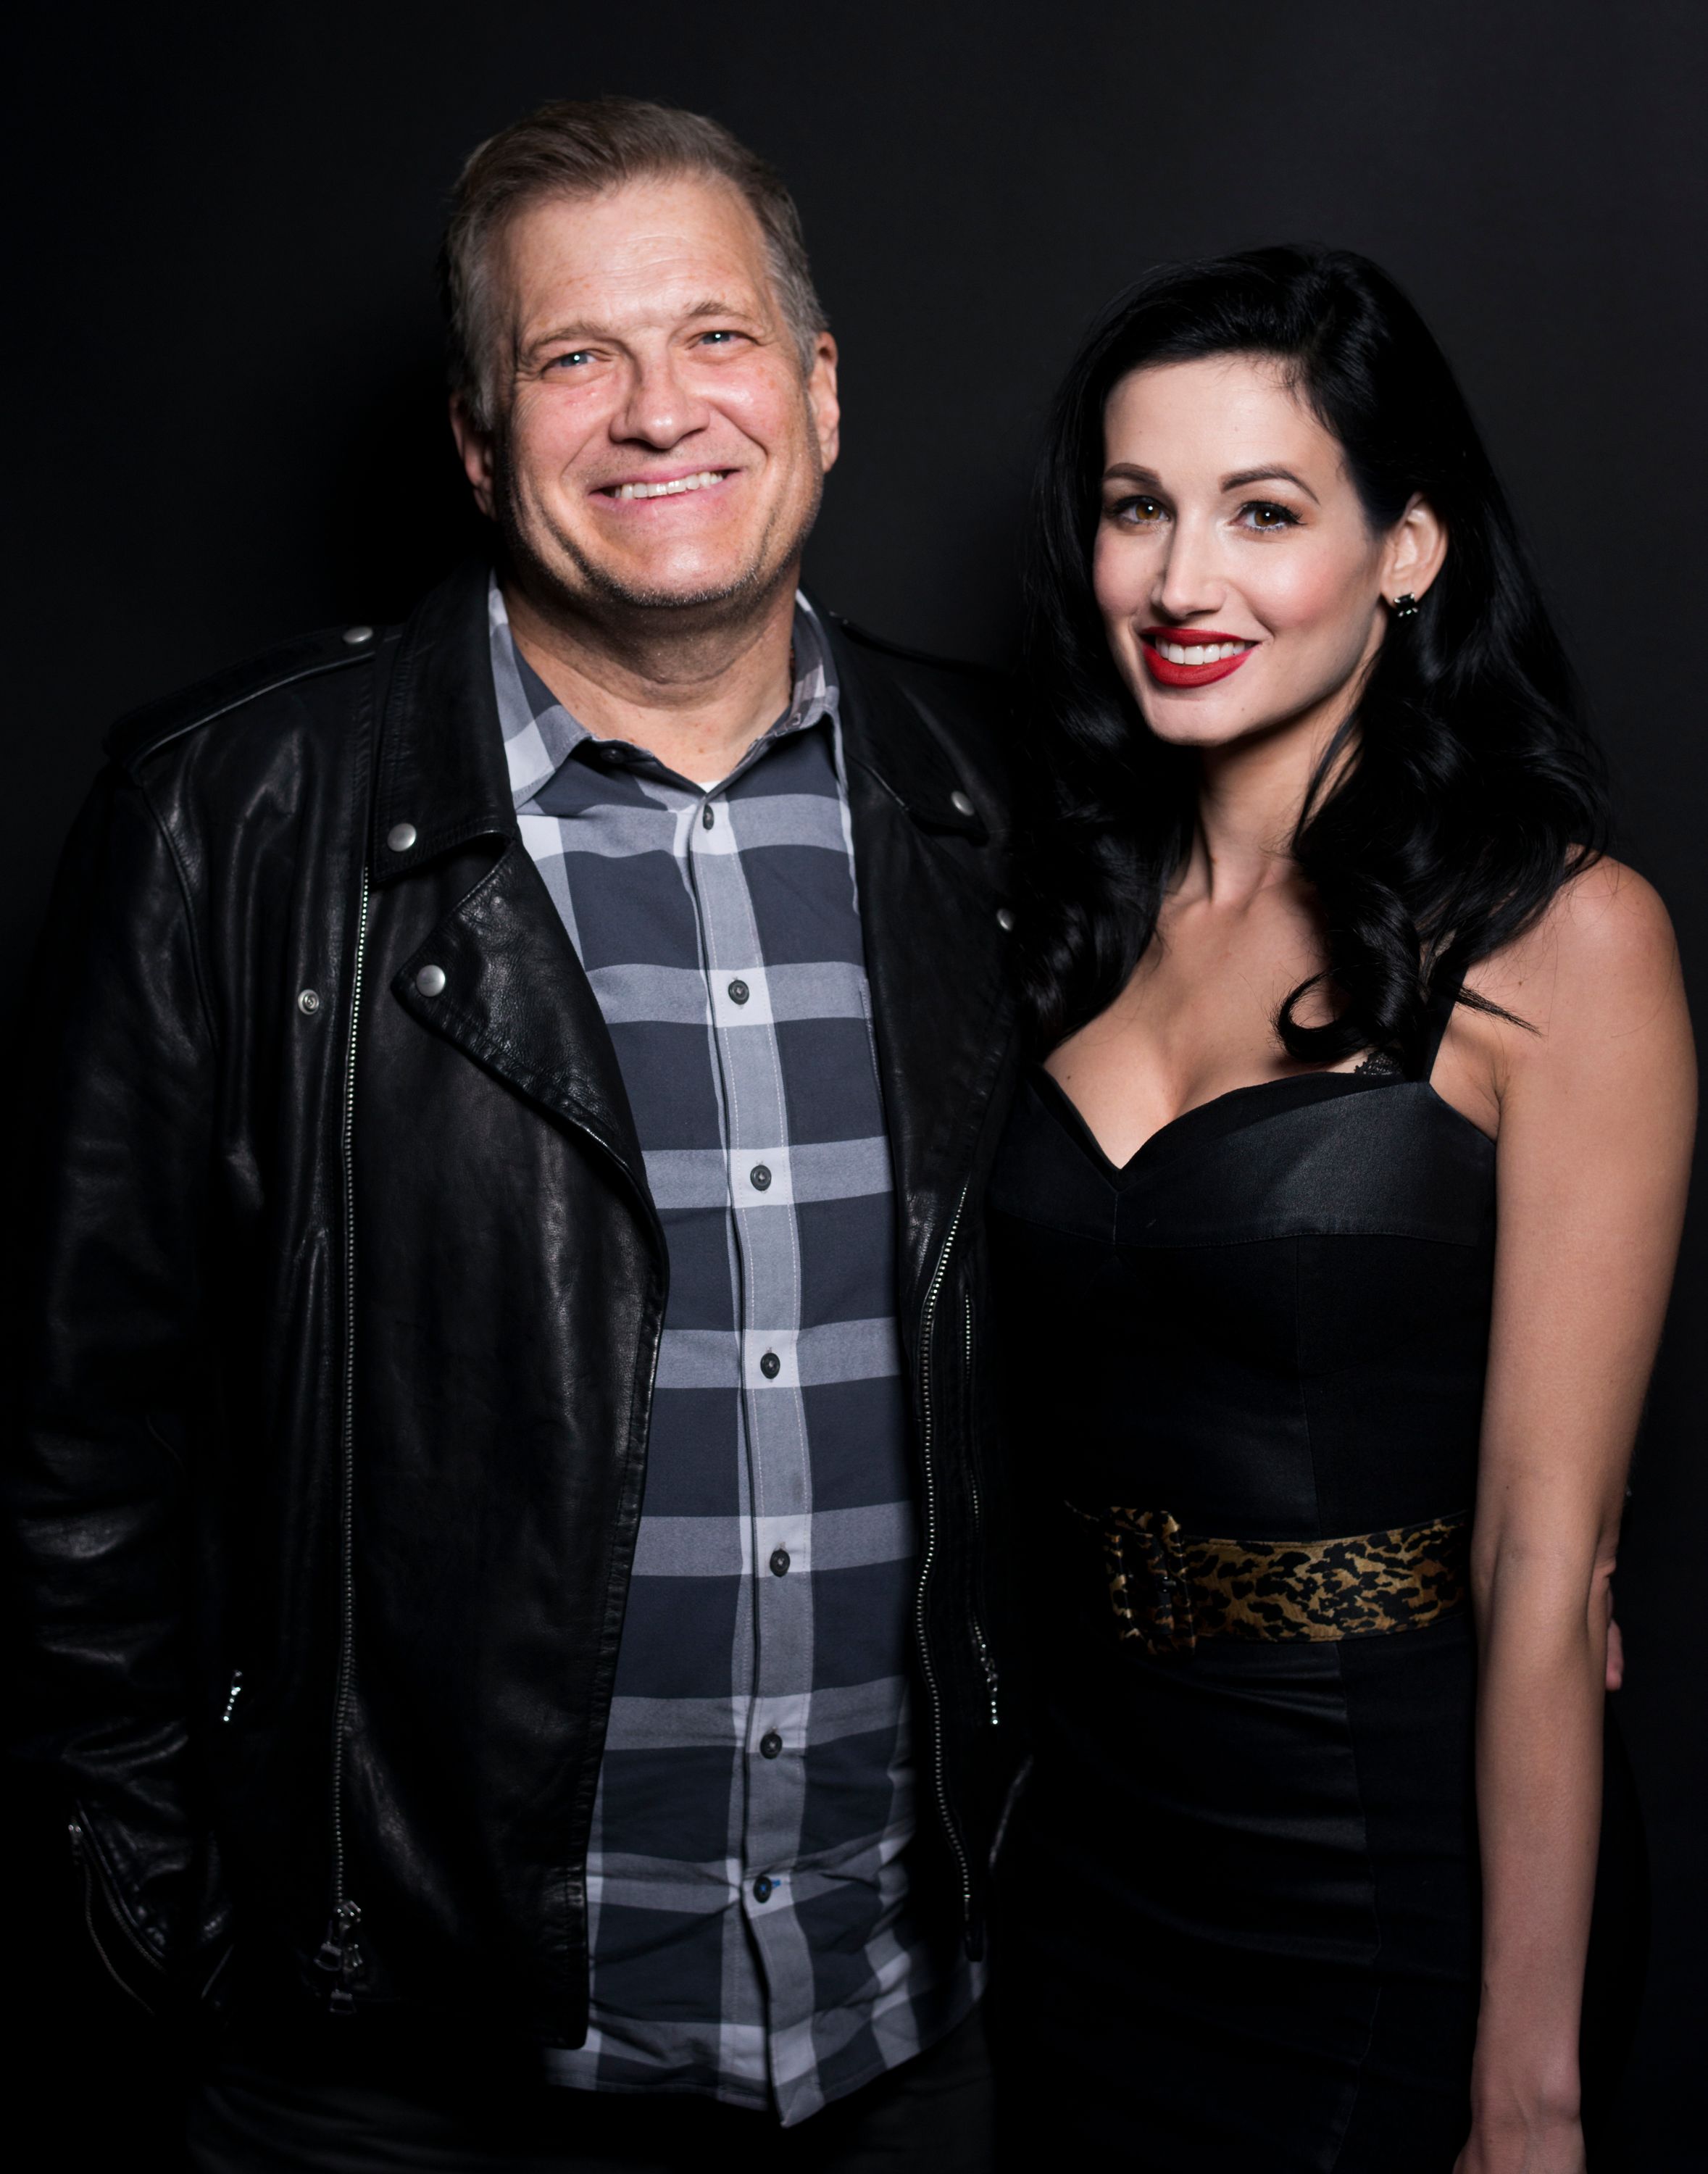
<box><xmin>987</xmin><ymin>1046</ymin><xmax>1496</xmax><ymax>2172</ymax></box>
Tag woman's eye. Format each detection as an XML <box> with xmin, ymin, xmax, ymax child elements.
<box><xmin>1112</xmin><ymin>495</ymin><xmax>1166</xmax><ymax>526</ymax></box>
<box><xmin>1240</xmin><ymin>501</ymin><xmax>1298</xmax><ymax>530</ymax></box>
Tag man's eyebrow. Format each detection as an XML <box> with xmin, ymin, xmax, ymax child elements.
<box><xmin>524</xmin><ymin>296</ymin><xmax>764</xmax><ymax>349</ymax></box>
<box><xmin>683</xmin><ymin>296</ymin><xmax>762</xmax><ymax>322</ymax></box>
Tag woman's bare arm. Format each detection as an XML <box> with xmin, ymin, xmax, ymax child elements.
<box><xmin>1454</xmin><ymin>861</ymin><xmax>1695</xmax><ymax>2173</ymax></box>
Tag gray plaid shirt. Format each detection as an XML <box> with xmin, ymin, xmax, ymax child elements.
<box><xmin>488</xmin><ymin>581</ymin><xmax>972</xmax><ymax>2125</ymax></box>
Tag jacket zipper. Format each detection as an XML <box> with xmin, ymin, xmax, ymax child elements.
<box><xmin>964</xmin><ymin>1292</ymin><xmax>1000</xmax><ymax>1729</ymax></box>
<box><xmin>915</xmin><ymin>1179</ymin><xmax>976</xmax><ymax>1934</ymax></box>
<box><xmin>317</xmin><ymin>868</ymin><xmax>370</xmax><ymax>2013</ymax></box>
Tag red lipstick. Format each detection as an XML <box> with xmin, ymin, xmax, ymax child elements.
<box><xmin>1140</xmin><ymin>627</ymin><xmax>1257</xmax><ymax>689</ymax></box>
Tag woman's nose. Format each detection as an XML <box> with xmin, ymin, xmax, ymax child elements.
<box><xmin>1153</xmin><ymin>518</ymin><xmax>1225</xmax><ymax>622</ymax></box>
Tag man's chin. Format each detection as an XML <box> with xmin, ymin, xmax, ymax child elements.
<box><xmin>500</xmin><ymin>474</ymin><xmax>822</xmax><ymax>636</ymax></box>
<box><xmin>508</xmin><ymin>532</ymin><xmax>790</xmax><ymax>628</ymax></box>
<box><xmin>583</xmin><ymin>563</ymin><xmax>772</xmax><ymax>615</ymax></box>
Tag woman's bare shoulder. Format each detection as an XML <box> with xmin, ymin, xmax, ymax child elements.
<box><xmin>1468</xmin><ymin>856</ymin><xmax>1683</xmax><ymax>1049</ymax></box>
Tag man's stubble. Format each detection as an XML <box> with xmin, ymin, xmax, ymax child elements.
<box><xmin>492</xmin><ymin>425</ymin><xmax>825</xmax><ymax>653</ymax></box>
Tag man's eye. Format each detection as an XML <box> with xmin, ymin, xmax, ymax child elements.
<box><xmin>696</xmin><ymin>330</ymin><xmax>741</xmax><ymax>347</ymax></box>
<box><xmin>547</xmin><ymin>351</ymin><xmax>595</xmax><ymax>370</ymax></box>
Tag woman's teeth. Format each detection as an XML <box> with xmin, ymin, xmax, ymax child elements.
<box><xmin>1155</xmin><ymin>638</ymin><xmax>1251</xmax><ymax>665</ymax></box>
<box><xmin>613</xmin><ymin>471</ymin><xmax>725</xmax><ymax>501</ymax></box>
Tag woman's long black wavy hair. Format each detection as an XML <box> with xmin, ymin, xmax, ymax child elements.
<box><xmin>1018</xmin><ymin>244</ymin><xmax>1609</xmax><ymax>1068</ymax></box>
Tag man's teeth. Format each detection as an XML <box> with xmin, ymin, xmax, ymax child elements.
<box><xmin>1158</xmin><ymin>639</ymin><xmax>1251</xmax><ymax>665</ymax></box>
<box><xmin>614</xmin><ymin>471</ymin><xmax>725</xmax><ymax>501</ymax></box>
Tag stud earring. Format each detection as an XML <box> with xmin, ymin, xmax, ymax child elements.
<box><xmin>1391</xmin><ymin>593</ymin><xmax>1420</xmax><ymax>619</ymax></box>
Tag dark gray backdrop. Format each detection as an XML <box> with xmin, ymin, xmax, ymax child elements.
<box><xmin>8</xmin><ymin>2</ymin><xmax>1703</xmax><ymax>2165</ymax></box>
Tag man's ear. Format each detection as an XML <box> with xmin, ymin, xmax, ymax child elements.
<box><xmin>1383</xmin><ymin>492</ymin><xmax>1447</xmax><ymax>604</ymax></box>
<box><xmin>449</xmin><ymin>395</ymin><xmax>499</xmax><ymax>522</ymax></box>
<box><xmin>809</xmin><ymin>333</ymin><xmax>840</xmax><ymax>476</ymax></box>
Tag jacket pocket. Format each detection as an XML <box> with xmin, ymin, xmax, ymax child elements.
<box><xmin>67</xmin><ymin>1806</ymin><xmax>170</xmax><ymax>2016</ymax></box>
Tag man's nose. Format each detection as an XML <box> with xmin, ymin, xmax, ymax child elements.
<box><xmin>613</xmin><ymin>347</ymin><xmax>711</xmax><ymax>449</ymax></box>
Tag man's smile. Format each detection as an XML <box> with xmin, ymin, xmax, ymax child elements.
<box><xmin>593</xmin><ymin>466</ymin><xmax>738</xmax><ymax>504</ymax></box>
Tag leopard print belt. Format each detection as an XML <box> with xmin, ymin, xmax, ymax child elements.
<box><xmin>1067</xmin><ymin>1503</ymin><xmax>1471</xmax><ymax>1655</ymax></box>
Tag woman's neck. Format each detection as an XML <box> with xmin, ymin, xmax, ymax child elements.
<box><xmin>1177</xmin><ymin>704</ymin><xmax>1349</xmax><ymax>912</ymax></box>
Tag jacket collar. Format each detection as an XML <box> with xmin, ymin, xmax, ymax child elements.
<box><xmin>372</xmin><ymin>565</ymin><xmax>1016</xmax><ymax>1291</ymax></box>
<box><xmin>370</xmin><ymin>558</ymin><xmax>517</xmax><ymax>885</ymax></box>
<box><xmin>820</xmin><ymin>615</ymin><xmax>994</xmax><ymax>854</ymax></box>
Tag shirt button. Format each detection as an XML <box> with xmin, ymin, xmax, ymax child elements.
<box><xmin>759</xmin><ymin>1731</ymin><xmax>783</xmax><ymax>1760</ymax></box>
<box><xmin>759</xmin><ymin>1350</ymin><xmax>781</xmax><ymax>1379</ymax></box>
<box><xmin>753</xmin><ymin>1875</ymin><xmax>775</xmax><ymax>1903</ymax></box>
<box><xmin>701</xmin><ymin>802</ymin><xmax>716</xmax><ymax>828</ymax></box>
<box><xmin>750</xmin><ymin>1165</ymin><xmax>772</xmax><ymax>1191</ymax></box>
<box><xmin>728</xmin><ymin>979</ymin><xmax>749</xmax><ymax>1005</ymax></box>
<box><xmin>770</xmin><ymin>1549</ymin><xmax>791</xmax><ymax>1577</ymax></box>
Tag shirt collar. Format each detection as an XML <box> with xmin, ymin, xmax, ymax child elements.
<box><xmin>488</xmin><ymin>573</ymin><xmax>840</xmax><ymax>810</ymax></box>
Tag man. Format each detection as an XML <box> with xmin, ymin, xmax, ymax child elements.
<box><xmin>12</xmin><ymin>99</ymin><xmax>1019</xmax><ymax>2170</ymax></box>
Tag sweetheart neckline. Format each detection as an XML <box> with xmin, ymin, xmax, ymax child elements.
<box><xmin>1028</xmin><ymin>1063</ymin><xmax>1494</xmax><ymax>1183</ymax></box>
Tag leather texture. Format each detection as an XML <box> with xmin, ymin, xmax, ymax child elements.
<box><xmin>8</xmin><ymin>561</ymin><xmax>1021</xmax><ymax>2044</ymax></box>
<box><xmin>988</xmin><ymin>1065</ymin><xmax>1496</xmax><ymax>2167</ymax></box>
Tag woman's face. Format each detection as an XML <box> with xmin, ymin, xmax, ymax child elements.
<box><xmin>1093</xmin><ymin>354</ymin><xmax>1439</xmax><ymax>751</ymax></box>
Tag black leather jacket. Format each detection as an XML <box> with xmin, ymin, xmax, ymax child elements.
<box><xmin>9</xmin><ymin>563</ymin><xmax>1020</xmax><ymax>2044</ymax></box>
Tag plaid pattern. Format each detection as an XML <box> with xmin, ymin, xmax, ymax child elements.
<box><xmin>488</xmin><ymin>581</ymin><xmax>972</xmax><ymax>2125</ymax></box>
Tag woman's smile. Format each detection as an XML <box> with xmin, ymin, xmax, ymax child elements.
<box><xmin>1140</xmin><ymin>627</ymin><xmax>1257</xmax><ymax>686</ymax></box>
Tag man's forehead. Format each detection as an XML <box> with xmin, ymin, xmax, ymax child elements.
<box><xmin>500</xmin><ymin>177</ymin><xmax>773</xmax><ymax>325</ymax></box>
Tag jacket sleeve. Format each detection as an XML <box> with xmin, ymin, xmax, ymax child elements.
<box><xmin>6</xmin><ymin>759</ymin><xmax>230</xmax><ymax>2009</ymax></box>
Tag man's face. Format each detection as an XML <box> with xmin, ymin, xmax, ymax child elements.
<box><xmin>454</xmin><ymin>175</ymin><xmax>839</xmax><ymax>619</ymax></box>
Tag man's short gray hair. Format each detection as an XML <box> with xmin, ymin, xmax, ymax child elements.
<box><xmin>442</xmin><ymin>96</ymin><xmax>828</xmax><ymax>431</ymax></box>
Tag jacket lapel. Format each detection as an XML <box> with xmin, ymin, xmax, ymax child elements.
<box><xmin>830</xmin><ymin>626</ymin><xmax>1018</xmax><ymax>1319</ymax></box>
<box><xmin>372</xmin><ymin>562</ymin><xmax>651</xmax><ymax>1209</ymax></box>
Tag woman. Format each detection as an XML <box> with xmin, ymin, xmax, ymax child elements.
<box><xmin>987</xmin><ymin>247</ymin><xmax>1694</xmax><ymax>2172</ymax></box>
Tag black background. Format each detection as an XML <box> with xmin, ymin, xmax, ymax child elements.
<box><xmin>9</xmin><ymin>3</ymin><xmax>1703</xmax><ymax>2164</ymax></box>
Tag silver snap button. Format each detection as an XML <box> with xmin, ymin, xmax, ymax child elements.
<box><xmin>386</xmin><ymin>822</ymin><xmax>417</xmax><ymax>853</ymax></box>
<box><xmin>951</xmin><ymin>790</ymin><xmax>975</xmax><ymax>817</ymax></box>
<box><xmin>996</xmin><ymin>906</ymin><xmax>1015</xmax><ymax>933</ymax></box>
<box><xmin>415</xmin><ymin>965</ymin><xmax>446</xmax><ymax>997</ymax></box>
<box><xmin>296</xmin><ymin>988</ymin><xmax>322</xmax><ymax>1016</ymax></box>
<box><xmin>342</xmin><ymin>625</ymin><xmax>375</xmax><ymax>646</ymax></box>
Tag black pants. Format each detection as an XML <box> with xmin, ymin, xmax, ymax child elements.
<box><xmin>186</xmin><ymin>2007</ymin><xmax>993</xmax><ymax>2173</ymax></box>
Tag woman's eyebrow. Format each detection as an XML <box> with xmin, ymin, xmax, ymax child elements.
<box><xmin>1221</xmin><ymin>465</ymin><xmax>1320</xmax><ymax>503</ymax></box>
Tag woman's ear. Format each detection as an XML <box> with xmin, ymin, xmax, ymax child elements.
<box><xmin>1383</xmin><ymin>493</ymin><xmax>1448</xmax><ymax>604</ymax></box>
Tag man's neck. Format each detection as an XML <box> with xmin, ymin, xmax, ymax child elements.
<box><xmin>501</xmin><ymin>574</ymin><xmax>801</xmax><ymax>788</ymax></box>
